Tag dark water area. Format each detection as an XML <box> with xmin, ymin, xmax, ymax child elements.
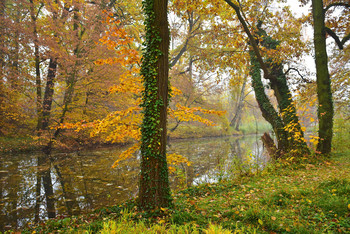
<box><xmin>0</xmin><ymin>135</ymin><xmax>268</xmax><ymax>231</ymax></box>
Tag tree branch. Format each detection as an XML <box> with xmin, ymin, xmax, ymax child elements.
<box><xmin>224</xmin><ymin>0</ymin><xmax>270</xmax><ymax>78</ymax></box>
<box><xmin>325</xmin><ymin>27</ymin><xmax>350</xmax><ymax>50</ymax></box>
<box><xmin>284</xmin><ymin>67</ymin><xmax>313</xmax><ymax>83</ymax></box>
<box><xmin>324</xmin><ymin>2</ymin><xmax>350</xmax><ymax>12</ymax></box>
<box><xmin>325</xmin><ymin>27</ymin><xmax>343</xmax><ymax>49</ymax></box>
<box><xmin>170</xmin><ymin>38</ymin><xmax>189</xmax><ymax>67</ymax></box>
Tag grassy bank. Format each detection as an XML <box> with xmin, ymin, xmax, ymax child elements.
<box><xmin>0</xmin><ymin>119</ymin><xmax>274</xmax><ymax>153</ymax></box>
<box><xmin>0</xmin><ymin>137</ymin><xmax>38</xmax><ymax>153</ymax></box>
<box><xmin>20</xmin><ymin>150</ymin><xmax>350</xmax><ymax>233</ymax></box>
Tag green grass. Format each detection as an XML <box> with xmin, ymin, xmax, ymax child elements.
<box><xmin>17</xmin><ymin>150</ymin><xmax>350</xmax><ymax>233</ymax></box>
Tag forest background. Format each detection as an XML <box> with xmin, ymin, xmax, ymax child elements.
<box><xmin>0</xmin><ymin>0</ymin><xmax>349</xmax><ymax>155</ymax></box>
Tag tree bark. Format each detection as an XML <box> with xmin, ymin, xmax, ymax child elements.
<box><xmin>139</xmin><ymin>0</ymin><xmax>171</xmax><ymax>211</ymax></box>
<box><xmin>29</xmin><ymin>0</ymin><xmax>43</xmax><ymax>131</ymax></box>
<box><xmin>40</xmin><ymin>58</ymin><xmax>57</xmax><ymax>131</ymax></box>
<box><xmin>230</xmin><ymin>75</ymin><xmax>247</xmax><ymax>130</ymax></box>
<box><xmin>261</xmin><ymin>132</ymin><xmax>278</xmax><ymax>159</ymax></box>
<box><xmin>249</xmin><ymin>52</ymin><xmax>288</xmax><ymax>154</ymax></box>
<box><xmin>312</xmin><ymin>0</ymin><xmax>333</xmax><ymax>154</ymax></box>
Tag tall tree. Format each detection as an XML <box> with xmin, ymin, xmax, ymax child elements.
<box><xmin>138</xmin><ymin>0</ymin><xmax>172</xmax><ymax>210</ymax></box>
<box><xmin>312</xmin><ymin>0</ymin><xmax>333</xmax><ymax>154</ymax></box>
<box><xmin>223</xmin><ymin>0</ymin><xmax>310</xmax><ymax>156</ymax></box>
<box><xmin>311</xmin><ymin>0</ymin><xmax>350</xmax><ymax>154</ymax></box>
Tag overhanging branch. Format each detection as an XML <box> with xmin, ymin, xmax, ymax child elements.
<box><xmin>284</xmin><ymin>68</ymin><xmax>313</xmax><ymax>83</ymax></box>
<box><xmin>324</xmin><ymin>2</ymin><xmax>350</xmax><ymax>12</ymax></box>
<box><xmin>325</xmin><ymin>27</ymin><xmax>350</xmax><ymax>50</ymax></box>
<box><xmin>224</xmin><ymin>0</ymin><xmax>270</xmax><ymax>78</ymax></box>
<box><xmin>325</xmin><ymin>27</ymin><xmax>343</xmax><ymax>49</ymax></box>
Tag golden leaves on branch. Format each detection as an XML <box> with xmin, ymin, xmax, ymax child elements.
<box><xmin>59</xmin><ymin>12</ymin><xmax>224</xmax><ymax>169</ymax></box>
<box><xmin>169</xmin><ymin>104</ymin><xmax>226</xmax><ymax>126</ymax></box>
<box><xmin>112</xmin><ymin>143</ymin><xmax>140</xmax><ymax>168</ymax></box>
<box><xmin>167</xmin><ymin>153</ymin><xmax>192</xmax><ymax>174</ymax></box>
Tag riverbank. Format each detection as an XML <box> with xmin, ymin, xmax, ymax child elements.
<box><xmin>0</xmin><ymin>124</ymin><xmax>270</xmax><ymax>153</ymax></box>
<box><xmin>20</xmin><ymin>150</ymin><xmax>350</xmax><ymax>233</ymax></box>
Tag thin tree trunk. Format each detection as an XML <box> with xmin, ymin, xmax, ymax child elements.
<box><xmin>29</xmin><ymin>0</ymin><xmax>42</xmax><ymax>131</ymax></box>
<box><xmin>230</xmin><ymin>76</ymin><xmax>247</xmax><ymax>129</ymax></box>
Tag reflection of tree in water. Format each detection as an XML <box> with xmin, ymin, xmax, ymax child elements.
<box><xmin>0</xmin><ymin>147</ymin><xmax>140</xmax><ymax>232</ymax></box>
<box><xmin>0</xmin><ymin>136</ymin><xmax>267</xmax><ymax>231</ymax></box>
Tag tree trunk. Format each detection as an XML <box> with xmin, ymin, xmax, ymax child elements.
<box><xmin>261</xmin><ymin>132</ymin><xmax>278</xmax><ymax>159</ymax></box>
<box><xmin>312</xmin><ymin>0</ymin><xmax>333</xmax><ymax>154</ymax></box>
<box><xmin>225</xmin><ymin>0</ymin><xmax>310</xmax><ymax>157</ymax></box>
<box><xmin>249</xmin><ymin>52</ymin><xmax>289</xmax><ymax>154</ymax></box>
<box><xmin>230</xmin><ymin>75</ymin><xmax>247</xmax><ymax>129</ymax></box>
<box><xmin>29</xmin><ymin>0</ymin><xmax>42</xmax><ymax>131</ymax></box>
<box><xmin>40</xmin><ymin>58</ymin><xmax>57</xmax><ymax>131</ymax></box>
<box><xmin>139</xmin><ymin>0</ymin><xmax>171</xmax><ymax>211</ymax></box>
<box><xmin>269</xmin><ymin>68</ymin><xmax>309</xmax><ymax>154</ymax></box>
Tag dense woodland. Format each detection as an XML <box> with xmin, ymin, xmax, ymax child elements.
<box><xmin>0</xmin><ymin>0</ymin><xmax>348</xmax><ymax>149</ymax></box>
<box><xmin>0</xmin><ymin>0</ymin><xmax>350</xmax><ymax>231</ymax></box>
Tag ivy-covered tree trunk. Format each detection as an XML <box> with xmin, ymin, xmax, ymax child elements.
<box><xmin>139</xmin><ymin>0</ymin><xmax>171</xmax><ymax>210</ymax></box>
<box><xmin>312</xmin><ymin>0</ymin><xmax>333</xmax><ymax>154</ymax></box>
<box><xmin>249</xmin><ymin>52</ymin><xmax>289</xmax><ymax>155</ymax></box>
<box><xmin>225</xmin><ymin>0</ymin><xmax>309</xmax><ymax>157</ymax></box>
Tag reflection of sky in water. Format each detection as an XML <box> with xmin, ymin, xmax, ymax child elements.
<box><xmin>168</xmin><ymin>135</ymin><xmax>268</xmax><ymax>185</ymax></box>
<box><xmin>0</xmin><ymin>135</ymin><xmax>268</xmax><ymax>231</ymax></box>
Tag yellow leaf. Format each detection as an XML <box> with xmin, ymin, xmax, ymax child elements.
<box><xmin>258</xmin><ymin>219</ymin><xmax>263</xmax><ymax>225</ymax></box>
<box><xmin>158</xmin><ymin>219</ymin><xmax>165</xmax><ymax>224</ymax></box>
<box><xmin>348</xmin><ymin>204</ymin><xmax>350</xmax><ymax>210</ymax></box>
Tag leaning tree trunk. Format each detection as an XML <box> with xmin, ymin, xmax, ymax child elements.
<box><xmin>312</xmin><ymin>0</ymin><xmax>333</xmax><ymax>154</ymax></box>
<box><xmin>138</xmin><ymin>0</ymin><xmax>172</xmax><ymax>211</ymax></box>
<box><xmin>225</xmin><ymin>0</ymin><xmax>310</xmax><ymax>157</ymax></box>
<box><xmin>249</xmin><ymin>52</ymin><xmax>289</xmax><ymax>155</ymax></box>
<box><xmin>268</xmin><ymin>65</ymin><xmax>310</xmax><ymax>155</ymax></box>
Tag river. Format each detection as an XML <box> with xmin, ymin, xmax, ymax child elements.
<box><xmin>0</xmin><ymin>135</ymin><xmax>268</xmax><ymax>231</ymax></box>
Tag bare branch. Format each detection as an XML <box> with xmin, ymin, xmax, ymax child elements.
<box><xmin>324</xmin><ymin>2</ymin><xmax>350</xmax><ymax>12</ymax></box>
<box><xmin>325</xmin><ymin>27</ymin><xmax>343</xmax><ymax>49</ymax></box>
<box><xmin>284</xmin><ymin>67</ymin><xmax>313</xmax><ymax>83</ymax></box>
<box><xmin>224</xmin><ymin>0</ymin><xmax>270</xmax><ymax>78</ymax></box>
<box><xmin>325</xmin><ymin>27</ymin><xmax>350</xmax><ymax>50</ymax></box>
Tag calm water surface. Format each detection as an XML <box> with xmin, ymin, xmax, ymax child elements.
<box><xmin>0</xmin><ymin>135</ymin><xmax>268</xmax><ymax>231</ymax></box>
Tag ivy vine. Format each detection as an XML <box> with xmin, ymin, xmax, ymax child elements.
<box><xmin>139</xmin><ymin>0</ymin><xmax>172</xmax><ymax>211</ymax></box>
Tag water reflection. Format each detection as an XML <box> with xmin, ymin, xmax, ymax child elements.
<box><xmin>0</xmin><ymin>135</ymin><xmax>267</xmax><ymax>231</ymax></box>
